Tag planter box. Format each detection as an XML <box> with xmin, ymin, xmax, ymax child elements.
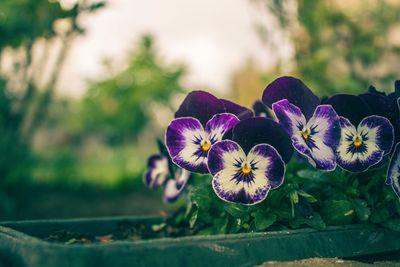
<box><xmin>1</xmin><ymin>216</ymin><xmax>400</xmax><ymax>267</ymax></box>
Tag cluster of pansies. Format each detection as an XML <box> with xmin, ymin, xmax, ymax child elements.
<box><xmin>145</xmin><ymin>76</ymin><xmax>400</xmax><ymax>205</ymax></box>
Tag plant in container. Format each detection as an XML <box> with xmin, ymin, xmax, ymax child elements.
<box><xmin>1</xmin><ymin>76</ymin><xmax>400</xmax><ymax>267</ymax></box>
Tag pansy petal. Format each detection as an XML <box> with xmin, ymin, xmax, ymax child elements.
<box><xmin>272</xmin><ymin>99</ymin><xmax>307</xmax><ymax>136</ymax></box>
<box><xmin>143</xmin><ymin>155</ymin><xmax>169</xmax><ymax>189</ymax></box>
<box><xmin>367</xmin><ymin>85</ymin><xmax>387</xmax><ymax>96</ymax></box>
<box><xmin>231</xmin><ymin>117</ymin><xmax>294</xmax><ymax>163</ymax></box>
<box><xmin>175</xmin><ymin>91</ymin><xmax>224</xmax><ymax>126</ymax></box>
<box><xmin>220</xmin><ymin>99</ymin><xmax>254</xmax><ymax>120</ymax></box>
<box><xmin>262</xmin><ymin>76</ymin><xmax>320</xmax><ymax>120</ymax></box>
<box><xmin>165</xmin><ymin>117</ymin><xmax>208</xmax><ymax>173</ymax></box>
<box><xmin>386</xmin><ymin>143</ymin><xmax>400</xmax><ymax>198</ymax></box>
<box><xmin>359</xmin><ymin>93</ymin><xmax>398</xmax><ymax>125</ymax></box>
<box><xmin>359</xmin><ymin>116</ymin><xmax>394</xmax><ymax>155</ymax></box>
<box><xmin>336</xmin><ymin>116</ymin><xmax>394</xmax><ymax>172</ymax></box>
<box><xmin>291</xmin><ymin>105</ymin><xmax>340</xmax><ymax>171</ymax></box>
<box><xmin>205</xmin><ymin>113</ymin><xmax>240</xmax><ymax>144</ymax></box>
<box><xmin>163</xmin><ymin>169</ymin><xmax>191</xmax><ymax>203</ymax></box>
<box><xmin>209</xmin><ymin>141</ymin><xmax>284</xmax><ymax>205</ymax></box>
<box><xmin>324</xmin><ymin>94</ymin><xmax>372</xmax><ymax>126</ymax></box>
<box><xmin>395</xmin><ymin>80</ymin><xmax>400</xmax><ymax>95</ymax></box>
<box><xmin>247</xmin><ymin>144</ymin><xmax>285</xmax><ymax>189</ymax></box>
<box><xmin>207</xmin><ymin>140</ymin><xmax>245</xmax><ymax>176</ymax></box>
<box><xmin>253</xmin><ymin>100</ymin><xmax>270</xmax><ymax>118</ymax></box>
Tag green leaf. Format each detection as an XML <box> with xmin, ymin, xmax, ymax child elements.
<box><xmin>297</xmin><ymin>190</ymin><xmax>317</xmax><ymax>203</ymax></box>
<box><xmin>224</xmin><ymin>203</ymin><xmax>248</xmax><ymax>218</ymax></box>
<box><xmin>352</xmin><ymin>199</ymin><xmax>371</xmax><ymax>221</ymax></box>
<box><xmin>306</xmin><ymin>213</ymin><xmax>326</xmax><ymax>230</ymax></box>
<box><xmin>289</xmin><ymin>191</ymin><xmax>299</xmax><ymax>204</ymax></box>
<box><xmin>370</xmin><ymin>206</ymin><xmax>391</xmax><ymax>224</ymax></box>
<box><xmin>212</xmin><ymin>217</ymin><xmax>228</xmax><ymax>234</ymax></box>
<box><xmin>381</xmin><ymin>218</ymin><xmax>400</xmax><ymax>231</ymax></box>
<box><xmin>253</xmin><ymin>211</ymin><xmax>277</xmax><ymax>231</ymax></box>
<box><xmin>189</xmin><ymin>184</ymin><xmax>212</xmax><ymax>210</ymax></box>
<box><xmin>320</xmin><ymin>200</ymin><xmax>355</xmax><ymax>226</ymax></box>
<box><xmin>189</xmin><ymin>207</ymin><xmax>198</xmax><ymax>228</ymax></box>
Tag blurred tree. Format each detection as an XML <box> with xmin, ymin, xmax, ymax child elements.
<box><xmin>251</xmin><ymin>0</ymin><xmax>400</xmax><ymax>95</ymax></box>
<box><xmin>79</xmin><ymin>34</ymin><xmax>185</xmax><ymax>143</ymax></box>
<box><xmin>0</xmin><ymin>0</ymin><xmax>104</xmax><ymax>183</ymax></box>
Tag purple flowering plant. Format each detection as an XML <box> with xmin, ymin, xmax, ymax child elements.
<box><xmin>144</xmin><ymin>76</ymin><xmax>400</xmax><ymax>236</ymax></box>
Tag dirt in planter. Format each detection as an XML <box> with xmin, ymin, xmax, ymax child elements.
<box><xmin>43</xmin><ymin>220</ymin><xmax>192</xmax><ymax>245</ymax></box>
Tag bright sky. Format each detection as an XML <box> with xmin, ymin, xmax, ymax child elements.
<box><xmin>59</xmin><ymin>0</ymin><xmax>291</xmax><ymax>96</ymax></box>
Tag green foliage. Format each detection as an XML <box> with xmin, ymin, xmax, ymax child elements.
<box><xmin>164</xmin><ymin>160</ymin><xmax>400</xmax><ymax>236</ymax></box>
<box><xmin>0</xmin><ymin>0</ymin><xmax>104</xmax><ymax>184</ymax></box>
<box><xmin>257</xmin><ymin>0</ymin><xmax>400</xmax><ymax>95</ymax></box>
<box><xmin>80</xmin><ymin>35</ymin><xmax>185</xmax><ymax>142</ymax></box>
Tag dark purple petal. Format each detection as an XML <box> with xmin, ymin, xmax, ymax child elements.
<box><xmin>290</xmin><ymin>105</ymin><xmax>340</xmax><ymax>171</ymax></box>
<box><xmin>231</xmin><ymin>117</ymin><xmax>294</xmax><ymax>163</ymax></box>
<box><xmin>336</xmin><ymin>116</ymin><xmax>394</xmax><ymax>172</ymax></box>
<box><xmin>386</xmin><ymin>143</ymin><xmax>400</xmax><ymax>198</ymax></box>
<box><xmin>220</xmin><ymin>99</ymin><xmax>254</xmax><ymax>120</ymax></box>
<box><xmin>143</xmin><ymin>154</ymin><xmax>169</xmax><ymax>189</ymax></box>
<box><xmin>165</xmin><ymin>117</ymin><xmax>209</xmax><ymax>173</ymax></box>
<box><xmin>395</xmin><ymin>80</ymin><xmax>400</xmax><ymax>95</ymax></box>
<box><xmin>175</xmin><ymin>91</ymin><xmax>224</xmax><ymax>126</ymax></box>
<box><xmin>163</xmin><ymin>169</ymin><xmax>191</xmax><ymax>203</ymax></box>
<box><xmin>272</xmin><ymin>99</ymin><xmax>306</xmax><ymax>136</ymax></box>
<box><xmin>210</xmin><ymin>141</ymin><xmax>284</xmax><ymax>205</ymax></box>
<box><xmin>253</xmin><ymin>100</ymin><xmax>270</xmax><ymax>117</ymax></box>
<box><xmin>324</xmin><ymin>94</ymin><xmax>372</xmax><ymax>126</ymax></box>
<box><xmin>359</xmin><ymin>93</ymin><xmax>398</xmax><ymax>125</ymax></box>
<box><xmin>262</xmin><ymin>76</ymin><xmax>320</xmax><ymax>120</ymax></box>
<box><xmin>205</xmin><ymin>113</ymin><xmax>240</xmax><ymax>144</ymax></box>
<box><xmin>367</xmin><ymin>85</ymin><xmax>387</xmax><ymax>96</ymax></box>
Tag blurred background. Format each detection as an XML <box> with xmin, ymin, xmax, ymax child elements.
<box><xmin>1</xmin><ymin>0</ymin><xmax>400</xmax><ymax>220</ymax></box>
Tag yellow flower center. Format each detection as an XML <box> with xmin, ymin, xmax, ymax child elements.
<box><xmin>241</xmin><ymin>164</ymin><xmax>252</xmax><ymax>175</ymax></box>
<box><xmin>353</xmin><ymin>136</ymin><xmax>362</xmax><ymax>147</ymax></box>
<box><xmin>201</xmin><ymin>141</ymin><xmax>211</xmax><ymax>152</ymax></box>
<box><xmin>302</xmin><ymin>130</ymin><xmax>310</xmax><ymax>141</ymax></box>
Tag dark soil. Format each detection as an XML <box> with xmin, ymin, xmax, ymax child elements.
<box><xmin>43</xmin><ymin>221</ymin><xmax>159</xmax><ymax>244</ymax></box>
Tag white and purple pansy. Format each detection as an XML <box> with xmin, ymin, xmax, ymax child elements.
<box><xmin>163</xmin><ymin>168</ymin><xmax>191</xmax><ymax>203</ymax></box>
<box><xmin>166</xmin><ymin>113</ymin><xmax>240</xmax><ymax>173</ymax></box>
<box><xmin>144</xmin><ymin>152</ymin><xmax>192</xmax><ymax>203</ymax></box>
<box><xmin>272</xmin><ymin>100</ymin><xmax>340</xmax><ymax>171</ymax></box>
<box><xmin>262</xmin><ymin>76</ymin><xmax>341</xmax><ymax>171</ymax></box>
<box><xmin>386</xmin><ymin>143</ymin><xmax>400</xmax><ymax>199</ymax></box>
<box><xmin>166</xmin><ymin>91</ymin><xmax>252</xmax><ymax>173</ymax></box>
<box><xmin>207</xmin><ymin>117</ymin><xmax>293</xmax><ymax>205</ymax></box>
<box><xmin>325</xmin><ymin>94</ymin><xmax>394</xmax><ymax>172</ymax></box>
<box><xmin>144</xmin><ymin>154</ymin><xmax>169</xmax><ymax>189</ymax></box>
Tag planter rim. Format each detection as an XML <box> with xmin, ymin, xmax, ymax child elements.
<box><xmin>0</xmin><ymin>216</ymin><xmax>386</xmax><ymax>249</ymax></box>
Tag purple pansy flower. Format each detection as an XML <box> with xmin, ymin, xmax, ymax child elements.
<box><xmin>166</xmin><ymin>91</ymin><xmax>253</xmax><ymax>173</ymax></box>
<box><xmin>208</xmin><ymin>117</ymin><xmax>293</xmax><ymax>205</ymax></box>
<box><xmin>144</xmin><ymin>154</ymin><xmax>169</xmax><ymax>189</ymax></box>
<box><xmin>144</xmin><ymin>153</ymin><xmax>191</xmax><ymax>203</ymax></box>
<box><xmin>359</xmin><ymin>83</ymin><xmax>400</xmax><ymax>149</ymax></box>
<box><xmin>386</xmin><ymin>143</ymin><xmax>400</xmax><ymax>199</ymax></box>
<box><xmin>144</xmin><ymin>139</ymin><xmax>193</xmax><ymax>203</ymax></box>
<box><xmin>163</xmin><ymin>168</ymin><xmax>191</xmax><ymax>203</ymax></box>
<box><xmin>325</xmin><ymin>94</ymin><xmax>394</xmax><ymax>172</ymax></box>
<box><xmin>263</xmin><ymin>76</ymin><xmax>341</xmax><ymax>171</ymax></box>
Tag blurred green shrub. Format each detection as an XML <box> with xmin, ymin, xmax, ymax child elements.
<box><xmin>78</xmin><ymin>35</ymin><xmax>185</xmax><ymax>143</ymax></box>
<box><xmin>253</xmin><ymin>0</ymin><xmax>400</xmax><ymax>95</ymax></box>
<box><xmin>0</xmin><ymin>0</ymin><xmax>104</xmax><ymax>184</ymax></box>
